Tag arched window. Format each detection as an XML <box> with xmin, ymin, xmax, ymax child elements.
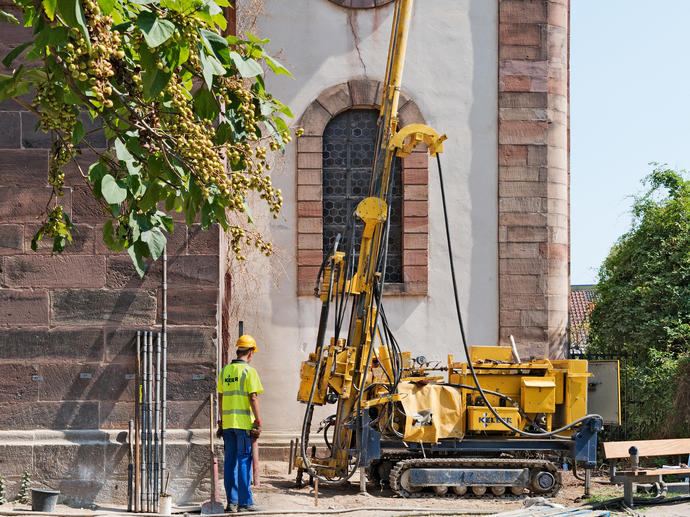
<box><xmin>322</xmin><ymin>109</ymin><xmax>403</xmax><ymax>283</ymax></box>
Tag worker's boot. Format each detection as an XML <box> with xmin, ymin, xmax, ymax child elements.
<box><xmin>238</xmin><ymin>505</ymin><xmax>266</xmax><ymax>512</ymax></box>
<box><xmin>225</xmin><ymin>503</ymin><xmax>238</xmax><ymax>513</ymax></box>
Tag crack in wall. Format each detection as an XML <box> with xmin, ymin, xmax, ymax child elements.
<box><xmin>348</xmin><ymin>11</ymin><xmax>367</xmax><ymax>77</ymax></box>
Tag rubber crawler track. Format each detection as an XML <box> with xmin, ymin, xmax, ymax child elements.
<box><xmin>388</xmin><ymin>457</ymin><xmax>562</xmax><ymax>499</ymax></box>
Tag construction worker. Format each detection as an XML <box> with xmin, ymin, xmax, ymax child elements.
<box><xmin>217</xmin><ymin>335</ymin><xmax>264</xmax><ymax>513</ymax></box>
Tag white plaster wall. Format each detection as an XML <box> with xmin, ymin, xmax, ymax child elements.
<box><xmin>233</xmin><ymin>0</ymin><xmax>498</xmax><ymax>436</ymax></box>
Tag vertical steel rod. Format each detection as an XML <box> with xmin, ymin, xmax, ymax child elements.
<box><xmin>147</xmin><ymin>331</ymin><xmax>154</xmax><ymax>512</ymax></box>
<box><xmin>128</xmin><ymin>420</ymin><xmax>134</xmax><ymax>512</ymax></box>
<box><xmin>141</xmin><ymin>330</ymin><xmax>148</xmax><ymax>512</ymax></box>
<box><xmin>288</xmin><ymin>439</ymin><xmax>294</xmax><ymax>475</ymax></box>
<box><xmin>154</xmin><ymin>332</ymin><xmax>161</xmax><ymax>512</ymax></box>
<box><xmin>135</xmin><ymin>331</ymin><xmax>142</xmax><ymax>513</ymax></box>
<box><xmin>161</xmin><ymin>246</ymin><xmax>168</xmax><ymax>501</ymax></box>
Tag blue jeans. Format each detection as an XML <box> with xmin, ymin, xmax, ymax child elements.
<box><xmin>222</xmin><ymin>428</ymin><xmax>253</xmax><ymax>506</ymax></box>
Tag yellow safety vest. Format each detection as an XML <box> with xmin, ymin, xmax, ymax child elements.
<box><xmin>217</xmin><ymin>361</ymin><xmax>262</xmax><ymax>430</ymax></box>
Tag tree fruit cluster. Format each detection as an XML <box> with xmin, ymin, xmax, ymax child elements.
<box><xmin>0</xmin><ymin>0</ymin><xmax>296</xmax><ymax>274</ymax></box>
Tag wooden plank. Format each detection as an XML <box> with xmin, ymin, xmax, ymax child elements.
<box><xmin>616</xmin><ymin>468</ymin><xmax>690</xmax><ymax>476</ymax></box>
<box><xmin>603</xmin><ymin>438</ymin><xmax>690</xmax><ymax>459</ymax></box>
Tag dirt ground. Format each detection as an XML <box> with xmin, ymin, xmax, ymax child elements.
<box><xmin>2</xmin><ymin>461</ymin><xmax>689</xmax><ymax>516</ymax></box>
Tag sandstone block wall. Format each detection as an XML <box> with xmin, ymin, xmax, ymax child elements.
<box><xmin>0</xmin><ymin>6</ymin><xmax>222</xmax><ymax>504</ymax></box>
<box><xmin>497</xmin><ymin>0</ymin><xmax>570</xmax><ymax>359</ymax></box>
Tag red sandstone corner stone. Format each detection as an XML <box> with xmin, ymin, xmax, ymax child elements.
<box><xmin>499</xmin><ymin>0</ymin><xmax>546</xmax><ymax>24</ymax></box>
<box><xmin>297</xmin><ymin>201</ymin><xmax>321</xmax><ymax>218</ymax></box>
<box><xmin>158</xmin><ymin>287</ymin><xmax>217</xmax><ymax>325</ymax></box>
<box><xmin>403</xmin><ymin>216</ymin><xmax>428</xmax><ymax>234</ymax></box>
<box><xmin>402</xmin><ymin>152</ymin><xmax>427</xmax><ymax>169</ymax></box>
<box><xmin>403</xmin><ymin>185</ymin><xmax>427</xmax><ymax>201</ymax></box>
<box><xmin>298</xmin><ymin>249</ymin><xmax>323</xmax><ymax>266</ymax></box>
<box><xmin>403</xmin><ymin>249</ymin><xmax>427</xmax><ymax>266</ymax></box>
<box><xmin>297</xmin><ymin>185</ymin><xmax>322</xmax><ymax>202</ymax></box>
<box><xmin>499</xmin><ymin>23</ymin><xmax>541</xmax><ymax>46</ymax></box>
<box><xmin>403</xmin><ymin>265</ymin><xmax>427</xmax><ymax>283</ymax></box>
<box><xmin>298</xmin><ymin>169</ymin><xmax>322</xmax><ymax>185</ymax></box>
<box><xmin>498</xmin><ymin>145</ymin><xmax>527</xmax><ymax>166</ymax></box>
<box><xmin>297</xmin><ymin>137</ymin><xmax>322</xmax><ymax>154</ymax></box>
<box><xmin>500</xmin><ymin>75</ymin><xmax>531</xmax><ymax>92</ymax></box>
<box><xmin>403</xmin><ymin>233</ymin><xmax>427</xmax><ymax>250</ymax></box>
<box><xmin>298</xmin><ymin>233</ymin><xmax>322</xmax><ymax>250</ymax></box>
<box><xmin>402</xmin><ymin>169</ymin><xmax>428</xmax><ymax>185</ymax></box>
<box><xmin>403</xmin><ymin>201</ymin><xmax>428</xmax><ymax>218</ymax></box>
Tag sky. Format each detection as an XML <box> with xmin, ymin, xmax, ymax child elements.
<box><xmin>570</xmin><ymin>0</ymin><xmax>690</xmax><ymax>284</ymax></box>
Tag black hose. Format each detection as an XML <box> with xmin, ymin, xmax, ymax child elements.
<box><xmin>434</xmin><ymin>154</ymin><xmax>602</xmax><ymax>438</ymax></box>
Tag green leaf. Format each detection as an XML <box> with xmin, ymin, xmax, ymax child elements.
<box><xmin>0</xmin><ymin>10</ymin><xmax>20</xmax><ymax>25</ymax></box>
<box><xmin>128</xmin><ymin>244</ymin><xmax>148</xmax><ymax>277</ymax></box>
<box><xmin>101</xmin><ymin>174</ymin><xmax>128</xmax><ymax>204</ymax></box>
<box><xmin>141</xmin><ymin>227</ymin><xmax>166</xmax><ymax>260</ymax></box>
<box><xmin>72</xmin><ymin>119</ymin><xmax>85</xmax><ymax>146</ymax></box>
<box><xmin>199</xmin><ymin>28</ymin><xmax>230</xmax><ymax>63</ymax></box>
<box><xmin>96</xmin><ymin>0</ymin><xmax>116</xmax><ymax>15</ymax></box>
<box><xmin>0</xmin><ymin>71</ymin><xmax>31</xmax><ymax>103</ymax></box>
<box><xmin>137</xmin><ymin>11</ymin><xmax>175</xmax><ymax>48</ymax></box>
<box><xmin>158</xmin><ymin>213</ymin><xmax>174</xmax><ymax>233</ymax></box>
<box><xmin>263</xmin><ymin>54</ymin><xmax>293</xmax><ymax>78</ymax></box>
<box><xmin>1</xmin><ymin>41</ymin><xmax>31</xmax><ymax>69</ymax></box>
<box><xmin>57</xmin><ymin>0</ymin><xmax>90</xmax><ymax>50</ymax></box>
<box><xmin>193</xmin><ymin>87</ymin><xmax>219</xmax><ymax>120</ymax></box>
<box><xmin>246</xmin><ymin>32</ymin><xmax>270</xmax><ymax>45</ymax></box>
<box><xmin>43</xmin><ymin>0</ymin><xmax>57</xmax><ymax>20</ymax></box>
<box><xmin>139</xmin><ymin>180</ymin><xmax>162</xmax><ymax>211</ymax></box>
<box><xmin>115</xmin><ymin>137</ymin><xmax>134</xmax><ymax>163</ymax></box>
<box><xmin>242</xmin><ymin>196</ymin><xmax>255</xmax><ymax>224</ymax></box>
<box><xmin>199</xmin><ymin>49</ymin><xmax>225</xmax><ymax>90</ymax></box>
<box><xmin>230</xmin><ymin>51</ymin><xmax>262</xmax><ymax>78</ymax></box>
<box><xmin>139</xmin><ymin>46</ymin><xmax>171</xmax><ymax>98</ymax></box>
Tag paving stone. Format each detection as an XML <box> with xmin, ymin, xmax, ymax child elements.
<box><xmin>0</xmin><ymin>327</ymin><xmax>104</xmax><ymax>361</ymax></box>
<box><xmin>51</xmin><ymin>289</ymin><xmax>157</xmax><ymax>326</ymax></box>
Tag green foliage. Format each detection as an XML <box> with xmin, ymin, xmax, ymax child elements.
<box><xmin>0</xmin><ymin>0</ymin><xmax>296</xmax><ymax>275</ymax></box>
<box><xmin>14</xmin><ymin>471</ymin><xmax>30</xmax><ymax>505</ymax></box>
<box><xmin>588</xmin><ymin>165</ymin><xmax>690</xmax><ymax>438</ymax></box>
<box><xmin>589</xmin><ymin>165</ymin><xmax>690</xmax><ymax>358</ymax></box>
<box><xmin>0</xmin><ymin>474</ymin><xmax>7</xmax><ymax>505</ymax></box>
<box><xmin>624</xmin><ymin>350</ymin><xmax>688</xmax><ymax>439</ymax></box>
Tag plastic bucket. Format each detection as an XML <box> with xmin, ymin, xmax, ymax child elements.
<box><xmin>159</xmin><ymin>494</ymin><xmax>172</xmax><ymax>515</ymax></box>
<box><xmin>31</xmin><ymin>489</ymin><xmax>59</xmax><ymax>512</ymax></box>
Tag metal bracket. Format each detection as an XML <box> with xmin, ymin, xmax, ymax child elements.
<box><xmin>389</xmin><ymin>123</ymin><xmax>447</xmax><ymax>157</ymax></box>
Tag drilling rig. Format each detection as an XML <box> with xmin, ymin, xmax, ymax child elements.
<box><xmin>296</xmin><ymin>0</ymin><xmax>606</xmax><ymax>498</ymax></box>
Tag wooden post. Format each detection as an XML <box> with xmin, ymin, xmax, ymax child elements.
<box><xmin>314</xmin><ymin>478</ymin><xmax>319</xmax><ymax>507</ymax></box>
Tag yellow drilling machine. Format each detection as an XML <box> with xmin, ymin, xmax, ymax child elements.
<box><xmin>296</xmin><ymin>0</ymin><xmax>610</xmax><ymax>498</ymax></box>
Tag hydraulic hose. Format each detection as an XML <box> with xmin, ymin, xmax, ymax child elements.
<box><xmin>434</xmin><ymin>154</ymin><xmax>603</xmax><ymax>438</ymax></box>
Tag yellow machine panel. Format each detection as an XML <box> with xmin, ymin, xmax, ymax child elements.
<box><xmin>521</xmin><ymin>377</ymin><xmax>556</xmax><ymax>413</ymax></box>
<box><xmin>297</xmin><ymin>360</ymin><xmax>325</xmax><ymax>405</ymax></box>
<box><xmin>467</xmin><ymin>406</ymin><xmax>521</xmax><ymax>432</ymax></box>
<box><xmin>469</xmin><ymin>346</ymin><xmax>513</xmax><ymax>363</ymax></box>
